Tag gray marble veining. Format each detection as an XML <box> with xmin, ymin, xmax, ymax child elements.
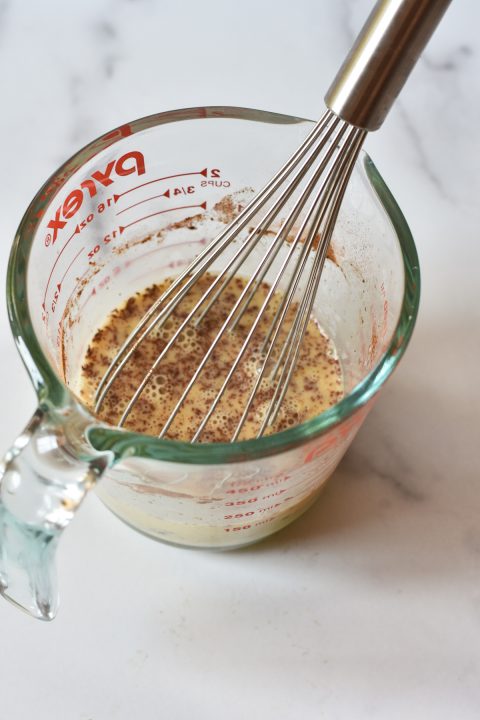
<box><xmin>0</xmin><ymin>1</ymin><xmax>479</xmax><ymax>718</ymax></box>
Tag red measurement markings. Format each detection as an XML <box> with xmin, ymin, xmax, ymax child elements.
<box><xmin>51</xmin><ymin>247</ymin><xmax>85</xmax><ymax>314</ymax></box>
<box><xmin>224</xmin><ymin>525</ymin><xmax>252</xmax><ymax>533</ymax></box>
<box><xmin>118</xmin><ymin>202</ymin><xmax>207</xmax><ymax>233</ymax></box>
<box><xmin>114</xmin><ymin>168</ymin><xmax>208</xmax><ymax>201</ymax></box>
<box><xmin>63</xmin><ymin>268</ymin><xmax>91</xmax><ymax>318</ymax></box>
<box><xmin>116</xmin><ymin>189</ymin><xmax>171</xmax><ymax>216</ymax></box>
<box><xmin>77</xmin><ymin>287</ymin><xmax>94</xmax><ymax>315</ymax></box>
<box><xmin>76</xmin><ymin>258</ymin><xmax>132</xmax><ymax>315</ymax></box>
<box><xmin>42</xmin><ymin>225</ymin><xmax>81</xmax><ymax>309</ymax></box>
<box><xmin>45</xmin><ymin>151</ymin><xmax>146</xmax><ymax>245</ymax></box>
<box><xmin>75</xmin><ymin>236</ymin><xmax>209</xmax><ymax>319</ymax></box>
<box><xmin>56</xmin><ymin>247</ymin><xmax>85</xmax><ymax>293</ymax></box>
<box><xmin>110</xmin><ymin>236</ymin><xmax>208</xmax><ymax>266</ymax></box>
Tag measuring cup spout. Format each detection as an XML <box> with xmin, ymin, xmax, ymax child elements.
<box><xmin>0</xmin><ymin>405</ymin><xmax>111</xmax><ymax>620</ymax></box>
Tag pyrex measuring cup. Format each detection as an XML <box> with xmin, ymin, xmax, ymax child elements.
<box><xmin>1</xmin><ymin>107</ymin><xmax>420</xmax><ymax>620</ymax></box>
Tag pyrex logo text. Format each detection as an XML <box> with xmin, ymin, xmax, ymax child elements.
<box><xmin>47</xmin><ymin>151</ymin><xmax>145</xmax><ymax>244</ymax></box>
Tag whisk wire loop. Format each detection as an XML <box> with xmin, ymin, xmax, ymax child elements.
<box><xmin>231</xmin><ymin>128</ymin><xmax>366</xmax><ymax>441</ymax></box>
<box><xmin>94</xmin><ymin>109</ymin><xmax>368</xmax><ymax>441</ymax></box>
<box><xmin>94</xmin><ymin>110</ymin><xmax>336</xmax><ymax>410</ymax></box>
<box><xmin>191</xmin><ymin>126</ymin><xmax>364</xmax><ymax>442</ymax></box>
<box><xmin>260</xmin><ymin>130</ymin><xmax>367</xmax><ymax>434</ymax></box>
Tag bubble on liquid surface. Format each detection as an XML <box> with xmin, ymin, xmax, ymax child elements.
<box><xmin>78</xmin><ymin>272</ymin><xmax>344</xmax><ymax>441</ymax></box>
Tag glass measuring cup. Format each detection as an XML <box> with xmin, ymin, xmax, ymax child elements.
<box><xmin>1</xmin><ymin>107</ymin><xmax>420</xmax><ymax>620</ymax></box>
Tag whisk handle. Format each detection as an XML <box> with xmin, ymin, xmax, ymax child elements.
<box><xmin>325</xmin><ymin>0</ymin><xmax>452</xmax><ymax>131</ymax></box>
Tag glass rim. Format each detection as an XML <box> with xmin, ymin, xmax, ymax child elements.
<box><xmin>7</xmin><ymin>106</ymin><xmax>420</xmax><ymax>465</ymax></box>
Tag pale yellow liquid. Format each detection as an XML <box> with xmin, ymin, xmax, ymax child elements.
<box><xmin>79</xmin><ymin>274</ymin><xmax>343</xmax><ymax>441</ymax></box>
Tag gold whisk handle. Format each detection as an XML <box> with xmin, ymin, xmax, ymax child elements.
<box><xmin>325</xmin><ymin>0</ymin><xmax>452</xmax><ymax>131</ymax></box>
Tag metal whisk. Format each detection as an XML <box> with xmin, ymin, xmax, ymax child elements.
<box><xmin>95</xmin><ymin>0</ymin><xmax>450</xmax><ymax>442</ymax></box>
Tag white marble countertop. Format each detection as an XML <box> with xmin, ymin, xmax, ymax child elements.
<box><xmin>1</xmin><ymin>1</ymin><xmax>479</xmax><ymax>718</ymax></box>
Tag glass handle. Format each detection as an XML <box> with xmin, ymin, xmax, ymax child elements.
<box><xmin>0</xmin><ymin>405</ymin><xmax>111</xmax><ymax>620</ymax></box>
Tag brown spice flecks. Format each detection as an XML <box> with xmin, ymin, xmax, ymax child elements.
<box><xmin>112</xmin><ymin>188</ymin><xmax>256</xmax><ymax>257</ymax></box>
<box><xmin>112</xmin><ymin>211</ymin><xmax>206</xmax><ymax>256</ymax></box>
<box><xmin>110</xmin><ymin>187</ymin><xmax>342</xmax><ymax>272</ymax></box>
<box><xmin>326</xmin><ymin>243</ymin><xmax>338</xmax><ymax>266</ymax></box>
<box><xmin>282</xmin><ymin>229</ymin><xmax>339</xmax><ymax>262</ymax></box>
<box><xmin>212</xmin><ymin>195</ymin><xmax>237</xmax><ymax>223</ymax></box>
<box><xmin>60</xmin><ymin>263</ymin><xmax>103</xmax><ymax>381</ymax></box>
<box><xmin>78</xmin><ymin>273</ymin><xmax>344</xmax><ymax>442</ymax></box>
